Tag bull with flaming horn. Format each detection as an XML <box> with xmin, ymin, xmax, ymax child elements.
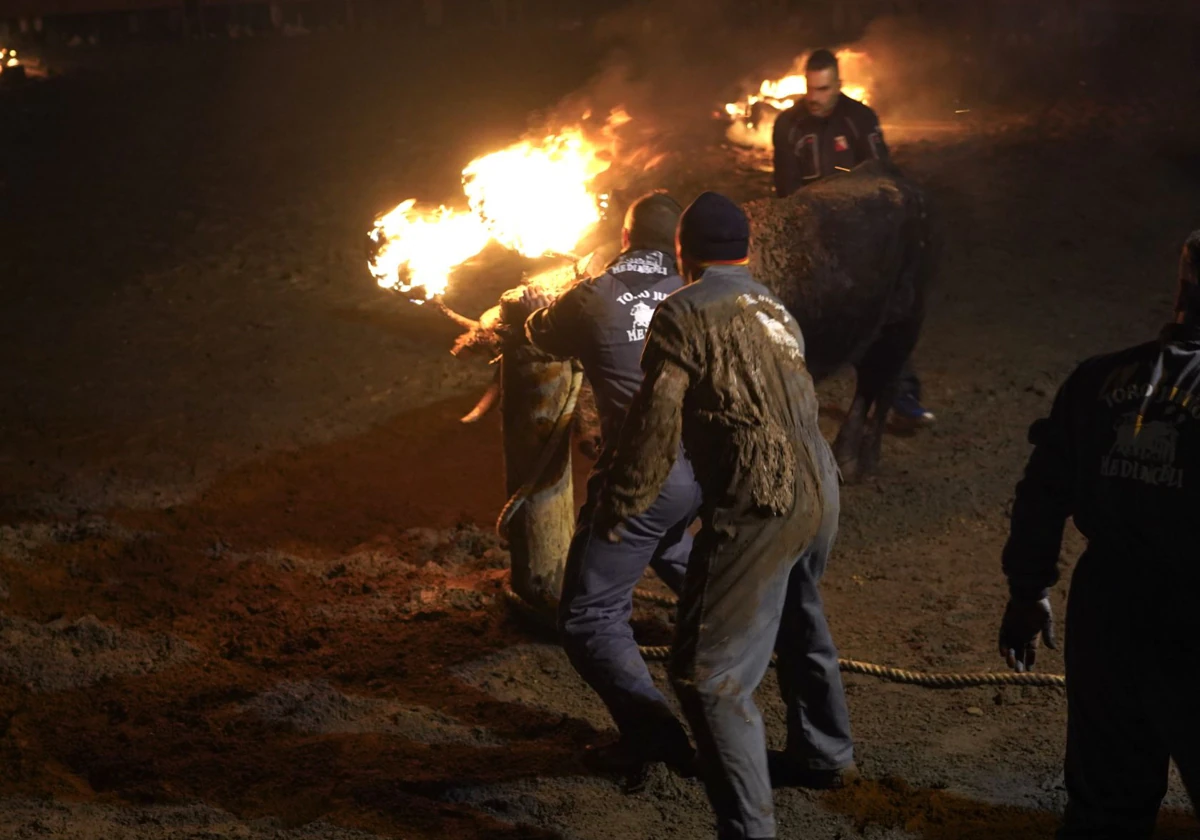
<box><xmin>367</xmin><ymin>109</ymin><xmax>653</xmax><ymax>610</ymax></box>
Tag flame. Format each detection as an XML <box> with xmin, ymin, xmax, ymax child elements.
<box><xmin>368</xmin><ymin>200</ymin><xmax>491</xmax><ymax>302</ymax></box>
<box><xmin>370</xmin><ymin>110</ymin><xmax>631</xmax><ymax>302</ymax></box>
<box><xmin>1</xmin><ymin>47</ymin><xmax>19</xmax><ymax>70</ymax></box>
<box><xmin>724</xmin><ymin>49</ymin><xmax>873</xmax><ymax>148</ymax></box>
<box><xmin>463</xmin><ymin>128</ymin><xmax>611</xmax><ymax>259</ymax></box>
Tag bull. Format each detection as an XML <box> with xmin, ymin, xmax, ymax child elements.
<box><xmin>744</xmin><ymin>160</ymin><xmax>936</xmax><ymax>480</ymax></box>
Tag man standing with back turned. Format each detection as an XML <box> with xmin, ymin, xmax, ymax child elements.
<box><xmin>997</xmin><ymin>232</ymin><xmax>1200</xmax><ymax>837</ymax></box>
<box><xmin>596</xmin><ymin>192</ymin><xmax>856</xmax><ymax>840</ymax></box>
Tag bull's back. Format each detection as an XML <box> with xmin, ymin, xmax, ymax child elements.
<box><xmin>745</xmin><ymin>164</ymin><xmax>932</xmax><ymax>381</ymax></box>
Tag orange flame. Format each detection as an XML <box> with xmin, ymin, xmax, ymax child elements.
<box><xmin>370</xmin><ymin>109</ymin><xmax>635</xmax><ymax>301</ymax></box>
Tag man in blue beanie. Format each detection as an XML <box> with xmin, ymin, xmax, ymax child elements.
<box><xmin>596</xmin><ymin>191</ymin><xmax>856</xmax><ymax>840</ymax></box>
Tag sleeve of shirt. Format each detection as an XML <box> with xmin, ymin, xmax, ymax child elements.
<box><xmin>772</xmin><ymin>112</ymin><xmax>798</xmax><ymax>199</ymax></box>
<box><xmin>523</xmin><ymin>282</ymin><xmax>591</xmax><ymax>359</ymax></box>
<box><xmin>596</xmin><ymin>299</ymin><xmax>699</xmax><ymax>525</ymax></box>
<box><xmin>856</xmin><ymin>105</ymin><xmax>889</xmax><ymax>163</ymax></box>
<box><xmin>1001</xmin><ymin>367</ymin><xmax>1081</xmax><ymax>599</ymax></box>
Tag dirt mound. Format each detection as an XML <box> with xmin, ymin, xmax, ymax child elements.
<box><xmin>0</xmin><ymin>516</ymin><xmax>131</xmax><ymax>565</ymax></box>
<box><xmin>0</xmin><ymin>797</ymin><xmax>386</xmax><ymax>839</ymax></box>
<box><xmin>246</xmin><ymin>679</ymin><xmax>500</xmax><ymax>745</ymax></box>
<box><xmin>0</xmin><ymin>614</ymin><xmax>196</xmax><ymax>693</ymax></box>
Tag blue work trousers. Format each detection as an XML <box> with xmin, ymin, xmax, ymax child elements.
<box><xmin>558</xmin><ymin>456</ymin><xmax>702</xmax><ymax>736</ymax></box>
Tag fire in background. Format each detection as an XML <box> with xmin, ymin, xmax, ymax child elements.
<box><xmin>724</xmin><ymin>49</ymin><xmax>874</xmax><ymax>148</ymax></box>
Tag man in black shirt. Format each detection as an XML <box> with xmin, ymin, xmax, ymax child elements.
<box><xmin>998</xmin><ymin>231</ymin><xmax>1200</xmax><ymax>837</ymax></box>
<box><xmin>772</xmin><ymin>48</ymin><xmax>933</xmax><ymax>426</ymax></box>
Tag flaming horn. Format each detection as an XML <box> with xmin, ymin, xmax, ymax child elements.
<box><xmin>368</xmin><ymin>111</ymin><xmax>632</xmax><ymax>610</ymax></box>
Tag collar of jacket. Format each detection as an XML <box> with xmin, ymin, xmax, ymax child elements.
<box><xmin>605</xmin><ymin>247</ymin><xmax>675</xmax><ymax>274</ymax></box>
<box><xmin>697</xmin><ymin>263</ymin><xmax>753</xmax><ymax>283</ymax></box>
<box><xmin>1159</xmin><ymin>321</ymin><xmax>1200</xmax><ymax>345</ymax></box>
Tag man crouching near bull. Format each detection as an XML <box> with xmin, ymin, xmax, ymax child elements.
<box><xmin>595</xmin><ymin>192</ymin><xmax>856</xmax><ymax>839</ymax></box>
<box><xmin>511</xmin><ymin>192</ymin><xmax>702</xmax><ymax>776</ymax></box>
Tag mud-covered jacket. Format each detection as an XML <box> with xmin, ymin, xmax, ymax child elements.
<box><xmin>524</xmin><ymin>248</ymin><xmax>682</xmax><ymax>451</ymax></box>
<box><xmin>772</xmin><ymin>94</ymin><xmax>888</xmax><ymax>198</ymax></box>
<box><xmin>1002</xmin><ymin>323</ymin><xmax>1200</xmax><ymax>612</ymax></box>
<box><xmin>597</xmin><ymin>264</ymin><xmax>828</xmax><ymax>527</ymax></box>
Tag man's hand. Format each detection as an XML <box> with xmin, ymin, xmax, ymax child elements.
<box><xmin>998</xmin><ymin>596</ymin><xmax>1057</xmax><ymax>672</ymax></box>
<box><xmin>513</xmin><ymin>286</ymin><xmax>552</xmax><ymax>319</ymax></box>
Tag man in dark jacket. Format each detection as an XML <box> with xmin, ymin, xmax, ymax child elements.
<box><xmin>514</xmin><ymin>192</ymin><xmax>701</xmax><ymax>773</ymax></box>
<box><xmin>773</xmin><ymin>48</ymin><xmax>933</xmax><ymax>427</ymax></box>
<box><xmin>998</xmin><ymin>232</ymin><xmax>1200</xmax><ymax>838</ymax></box>
<box><xmin>596</xmin><ymin>192</ymin><xmax>855</xmax><ymax>840</ymax></box>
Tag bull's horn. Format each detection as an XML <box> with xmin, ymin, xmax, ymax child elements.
<box><xmin>461</xmin><ymin>369</ymin><xmax>502</xmax><ymax>424</ymax></box>
<box><xmin>432</xmin><ymin>298</ymin><xmax>480</xmax><ymax>332</ymax></box>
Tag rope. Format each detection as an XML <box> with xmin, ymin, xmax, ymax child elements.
<box><xmin>503</xmin><ymin>587</ymin><xmax>1066</xmax><ymax>690</ymax></box>
<box><xmin>495</xmin><ymin>368</ymin><xmax>585</xmax><ymax>540</ymax></box>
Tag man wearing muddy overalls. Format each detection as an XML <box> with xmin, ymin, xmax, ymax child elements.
<box><xmin>772</xmin><ymin>48</ymin><xmax>934</xmax><ymax>427</ymax></box>
<box><xmin>998</xmin><ymin>232</ymin><xmax>1200</xmax><ymax>837</ymax></box>
<box><xmin>514</xmin><ymin>192</ymin><xmax>701</xmax><ymax>774</ymax></box>
<box><xmin>596</xmin><ymin>192</ymin><xmax>855</xmax><ymax>840</ymax></box>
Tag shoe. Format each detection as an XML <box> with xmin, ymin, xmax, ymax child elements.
<box><xmin>892</xmin><ymin>392</ymin><xmax>936</xmax><ymax>426</ymax></box>
<box><xmin>768</xmin><ymin>751</ymin><xmax>861</xmax><ymax>790</ymax></box>
<box><xmin>581</xmin><ymin>723</ymin><xmax>697</xmax><ymax>780</ymax></box>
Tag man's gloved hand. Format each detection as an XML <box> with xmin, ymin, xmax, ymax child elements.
<box><xmin>998</xmin><ymin>596</ymin><xmax>1057</xmax><ymax>672</ymax></box>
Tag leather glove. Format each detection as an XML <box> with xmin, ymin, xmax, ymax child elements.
<box><xmin>998</xmin><ymin>596</ymin><xmax>1057</xmax><ymax>672</ymax></box>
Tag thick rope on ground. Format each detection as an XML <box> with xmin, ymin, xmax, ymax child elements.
<box><xmin>495</xmin><ymin>367</ymin><xmax>585</xmax><ymax>541</ymax></box>
<box><xmin>504</xmin><ymin>587</ymin><xmax>1066</xmax><ymax>689</ymax></box>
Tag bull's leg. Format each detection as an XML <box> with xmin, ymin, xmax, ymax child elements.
<box><xmin>857</xmin><ymin>378</ymin><xmax>901</xmax><ymax>476</ymax></box>
<box><xmin>847</xmin><ymin>318</ymin><xmax>922</xmax><ymax>479</ymax></box>
<box><xmin>832</xmin><ymin>389</ymin><xmax>870</xmax><ymax>482</ymax></box>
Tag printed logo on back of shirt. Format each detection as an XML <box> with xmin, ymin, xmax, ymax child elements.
<box><xmin>610</xmin><ymin>251</ymin><xmax>669</xmax><ymax>277</ymax></box>
<box><xmin>1100</xmin><ymin>411</ymin><xmax>1186</xmax><ymax>489</ymax></box>
<box><xmin>737</xmin><ymin>293</ymin><xmax>804</xmax><ymax>361</ymax></box>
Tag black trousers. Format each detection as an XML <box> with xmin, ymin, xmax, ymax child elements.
<box><xmin>1058</xmin><ymin>555</ymin><xmax>1200</xmax><ymax>838</ymax></box>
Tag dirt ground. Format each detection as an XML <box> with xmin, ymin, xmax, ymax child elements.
<box><xmin>1</xmin><ymin>17</ymin><xmax>1199</xmax><ymax>840</ymax></box>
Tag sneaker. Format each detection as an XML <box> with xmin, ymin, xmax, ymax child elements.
<box><xmin>768</xmin><ymin>752</ymin><xmax>861</xmax><ymax>790</ymax></box>
<box><xmin>892</xmin><ymin>392</ymin><xmax>936</xmax><ymax>426</ymax></box>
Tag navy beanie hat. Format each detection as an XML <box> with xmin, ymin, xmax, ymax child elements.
<box><xmin>677</xmin><ymin>191</ymin><xmax>750</xmax><ymax>264</ymax></box>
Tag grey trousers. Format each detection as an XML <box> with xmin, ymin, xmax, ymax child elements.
<box><xmin>670</xmin><ymin>445</ymin><xmax>853</xmax><ymax>840</ymax></box>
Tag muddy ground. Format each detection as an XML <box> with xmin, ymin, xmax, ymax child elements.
<box><xmin>2</xmin><ymin>19</ymin><xmax>1199</xmax><ymax>840</ymax></box>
